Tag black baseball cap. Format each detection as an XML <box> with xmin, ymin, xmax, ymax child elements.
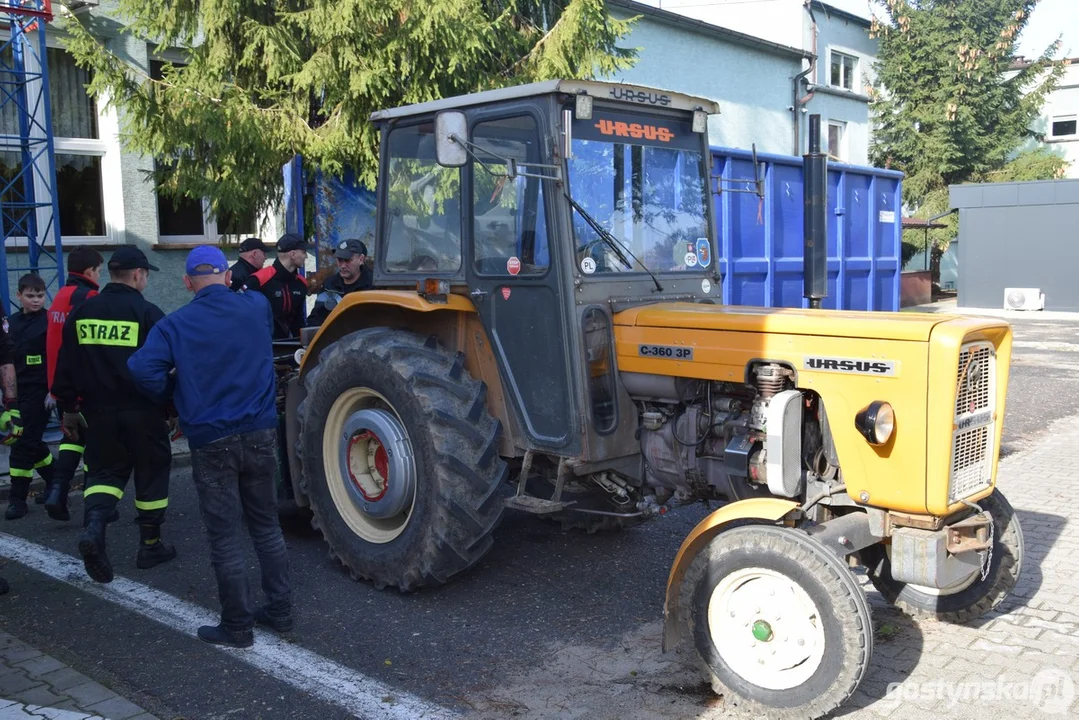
<box><xmin>334</xmin><ymin>238</ymin><xmax>368</xmax><ymax>260</ymax></box>
<box><xmin>108</xmin><ymin>245</ymin><xmax>159</xmax><ymax>271</ymax></box>
<box><xmin>239</xmin><ymin>237</ymin><xmax>268</xmax><ymax>253</ymax></box>
<box><xmin>277</xmin><ymin>233</ymin><xmax>309</xmax><ymax>252</ymax></box>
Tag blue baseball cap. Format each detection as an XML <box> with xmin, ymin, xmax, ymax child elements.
<box><xmin>185</xmin><ymin>246</ymin><xmax>229</xmax><ymax>276</ymax></box>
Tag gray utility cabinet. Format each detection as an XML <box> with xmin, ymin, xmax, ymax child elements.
<box><xmin>950</xmin><ymin>178</ymin><xmax>1079</xmax><ymax>311</ymax></box>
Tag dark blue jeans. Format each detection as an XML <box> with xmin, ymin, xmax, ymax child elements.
<box><xmin>191</xmin><ymin>427</ymin><xmax>291</xmax><ymax>632</ymax></box>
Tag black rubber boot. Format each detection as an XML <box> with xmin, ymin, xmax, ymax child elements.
<box><xmin>44</xmin><ymin>480</ymin><xmax>70</xmax><ymax>521</ymax></box>
<box><xmin>197</xmin><ymin>624</ymin><xmax>254</xmax><ymax>649</ymax></box>
<box><xmin>6</xmin><ymin>478</ymin><xmax>29</xmax><ymax>519</ymax></box>
<box><xmin>136</xmin><ymin>525</ymin><xmax>176</xmax><ymax>570</ymax></box>
<box><xmin>5</xmin><ymin>500</ymin><xmax>28</xmax><ymax>520</ymax></box>
<box><xmin>78</xmin><ymin>514</ymin><xmax>113</xmax><ymax>584</ymax></box>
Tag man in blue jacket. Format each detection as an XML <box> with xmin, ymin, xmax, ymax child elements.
<box><xmin>128</xmin><ymin>246</ymin><xmax>292</xmax><ymax>649</ymax></box>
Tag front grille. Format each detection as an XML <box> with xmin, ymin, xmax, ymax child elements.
<box><xmin>949</xmin><ymin>341</ymin><xmax>996</xmax><ymax>503</ymax></box>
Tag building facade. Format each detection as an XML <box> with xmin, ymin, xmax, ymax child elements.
<box><xmin>1029</xmin><ymin>58</ymin><xmax>1079</xmax><ymax>178</ymax></box>
<box><xmin>618</xmin><ymin>0</ymin><xmax>878</xmax><ymax>164</ymax></box>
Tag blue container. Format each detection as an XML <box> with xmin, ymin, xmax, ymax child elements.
<box><xmin>712</xmin><ymin>146</ymin><xmax>904</xmax><ymax>312</ymax></box>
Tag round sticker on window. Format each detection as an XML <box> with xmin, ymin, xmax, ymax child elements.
<box><xmin>701</xmin><ymin>278</ymin><xmax>712</xmax><ymax>294</ymax></box>
<box><xmin>507</xmin><ymin>257</ymin><xmax>521</xmax><ymax>276</ymax></box>
<box><xmin>580</xmin><ymin>257</ymin><xmax>597</xmax><ymax>274</ymax></box>
<box><xmin>684</xmin><ymin>252</ymin><xmax>698</xmax><ymax>268</ymax></box>
<box><xmin>695</xmin><ymin>238</ymin><xmax>711</xmax><ymax>268</ymax></box>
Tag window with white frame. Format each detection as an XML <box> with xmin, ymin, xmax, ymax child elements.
<box><xmin>830</xmin><ymin>50</ymin><xmax>858</xmax><ymax>92</ymax></box>
<box><xmin>1</xmin><ymin>44</ymin><xmax>113</xmax><ymax>243</ymax></box>
<box><xmin>828</xmin><ymin>121</ymin><xmax>847</xmax><ymax>162</ymax></box>
<box><xmin>1051</xmin><ymin>115</ymin><xmax>1077</xmax><ymax>140</ymax></box>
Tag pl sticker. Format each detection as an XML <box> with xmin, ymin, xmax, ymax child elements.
<box><xmin>701</xmin><ymin>278</ymin><xmax>712</xmax><ymax>294</ymax></box>
<box><xmin>684</xmin><ymin>252</ymin><xmax>698</xmax><ymax>268</ymax></box>
<box><xmin>580</xmin><ymin>257</ymin><xmax>597</xmax><ymax>274</ymax></box>
<box><xmin>695</xmin><ymin>238</ymin><xmax>711</xmax><ymax>268</ymax></box>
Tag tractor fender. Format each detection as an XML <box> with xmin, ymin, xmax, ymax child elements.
<box><xmin>662</xmin><ymin>497</ymin><xmax>800</xmax><ymax>651</ymax></box>
<box><xmin>298</xmin><ymin>290</ymin><xmax>477</xmax><ymax>380</ymax></box>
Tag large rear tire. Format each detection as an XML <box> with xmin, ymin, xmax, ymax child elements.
<box><xmin>680</xmin><ymin>525</ymin><xmax>873</xmax><ymax>719</ymax></box>
<box><xmin>299</xmin><ymin>329</ymin><xmax>506</xmax><ymax>591</ymax></box>
<box><xmin>861</xmin><ymin>489</ymin><xmax>1023</xmax><ymax>623</ymax></box>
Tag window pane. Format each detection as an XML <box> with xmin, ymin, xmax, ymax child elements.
<box><xmin>217</xmin><ymin>208</ymin><xmax>257</xmax><ymax>235</ymax></box>
<box><xmin>828</xmin><ymin>124</ymin><xmax>844</xmax><ymax>160</ymax></box>
<box><xmin>843</xmin><ymin>55</ymin><xmax>856</xmax><ymax>90</ymax></box>
<box><xmin>1052</xmin><ymin>119</ymin><xmax>1077</xmax><ymax>137</ymax></box>
<box><xmin>472</xmin><ymin>116</ymin><xmax>549</xmax><ymax>275</ymax></box>
<box><xmin>48</xmin><ymin>48</ymin><xmax>98</xmax><ymax>139</ymax></box>
<box><xmin>56</xmin><ymin>153</ymin><xmax>105</xmax><ymax>236</ymax></box>
<box><xmin>157</xmin><ymin>192</ymin><xmax>204</xmax><ymax>236</ymax></box>
<box><xmin>830</xmin><ymin>54</ymin><xmax>842</xmax><ymax>86</ymax></box>
<box><xmin>384</xmin><ymin>124</ymin><xmax>462</xmax><ymax>273</ymax></box>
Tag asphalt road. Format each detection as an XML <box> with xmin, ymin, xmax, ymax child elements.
<box><xmin>0</xmin><ymin>311</ymin><xmax>1076</xmax><ymax>720</ymax></box>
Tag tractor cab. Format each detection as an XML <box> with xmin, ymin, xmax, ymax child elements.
<box><xmin>367</xmin><ymin>80</ymin><xmax>721</xmax><ymax>464</ymax></box>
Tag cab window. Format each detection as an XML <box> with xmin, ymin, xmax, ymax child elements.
<box><xmin>471</xmin><ymin>116</ymin><xmax>549</xmax><ymax>275</ymax></box>
<box><xmin>384</xmin><ymin>123</ymin><xmax>462</xmax><ymax>273</ymax></box>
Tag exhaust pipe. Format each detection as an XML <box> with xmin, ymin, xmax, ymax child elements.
<box><xmin>803</xmin><ymin>115</ymin><xmax>828</xmax><ymax>310</ymax></box>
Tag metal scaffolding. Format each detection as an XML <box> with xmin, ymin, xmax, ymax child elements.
<box><xmin>0</xmin><ymin>0</ymin><xmax>62</xmax><ymax>315</ymax></box>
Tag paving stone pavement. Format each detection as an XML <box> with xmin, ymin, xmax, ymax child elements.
<box><xmin>0</xmin><ymin>632</ymin><xmax>158</xmax><ymax>720</ymax></box>
<box><xmin>840</xmin><ymin>413</ymin><xmax>1079</xmax><ymax>720</ymax></box>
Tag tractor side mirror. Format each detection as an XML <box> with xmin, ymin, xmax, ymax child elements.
<box><xmin>435</xmin><ymin>111</ymin><xmax>468</xmax><ymax>168</ymax></box>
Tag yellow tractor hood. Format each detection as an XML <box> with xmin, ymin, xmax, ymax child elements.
<box><xmin>614</xmin><ymin>303</ymin><xmax>949</xmax><ymax>342</ymax></box>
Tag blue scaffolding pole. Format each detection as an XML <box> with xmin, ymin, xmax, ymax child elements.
<box><xmin>0</xmin><ymin>0</ymin><xmax>63</xmax><ymax>316</ymax></box>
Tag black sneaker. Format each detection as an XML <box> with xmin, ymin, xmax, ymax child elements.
<box><xmin>198</xmin><ymin>624</ymin><xmax>254</xmax><ymax>649</ymax></box>
<box><xmin>254</xmin><ymin>607</ymin><xmax>294</xmax><ymax>633</ymax></box>
<box><xmin>5</xmin><ymin>501</ymin><xmax>28</xmax><ymax>520</ymax></box>
<box><xmin>136</xmin><ymin>542</ymin><xmax>177</xmax><ymax>570</ymax></box>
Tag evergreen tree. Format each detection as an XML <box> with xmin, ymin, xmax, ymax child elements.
<box><xmin>869</xmin><ymin>0</ymin><xmax>1066</xmax><ymax>249</ymax></box>
<box><xmin>63</xmin><ymin>1</ymin><xmax>637</xmax><ymax>219</ymax></box>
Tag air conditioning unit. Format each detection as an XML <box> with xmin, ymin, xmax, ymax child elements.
<box><xmin>1003</xmin><ymin>288</ymin><xmax>1045</xmax><ymax>311</ymax></box>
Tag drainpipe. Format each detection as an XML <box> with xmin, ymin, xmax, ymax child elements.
<box><xmin>792</xmin><ymin>1</ymin><xmax>819</xmax><ymax>156</ymax></box>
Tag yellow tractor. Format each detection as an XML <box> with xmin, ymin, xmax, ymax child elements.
<box><xmin>283</xmin><ymin>80</ymin><xmax>1020</xmax><ymax>718</ymax></box>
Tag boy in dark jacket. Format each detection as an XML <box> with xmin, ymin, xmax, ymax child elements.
<box><xmin>5</xmin><ymin>274</ymin><xmax>55</xmax><ymax>520</ymax></box>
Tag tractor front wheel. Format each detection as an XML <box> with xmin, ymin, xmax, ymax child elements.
<box><xmin>681</xmin><ymin>525</ymin><xmax>873</xmax><ymax>719</ymax></box>
<box><xmin>299</xmin><ymin>329</ymin><xmax>506</xmax><ymax>591</ymax></box>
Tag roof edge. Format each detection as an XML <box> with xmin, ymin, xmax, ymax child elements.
<box><xmin>609</xmin><ymin>0</ymin><xmax>812</xmax><ymax>61</ymax></box>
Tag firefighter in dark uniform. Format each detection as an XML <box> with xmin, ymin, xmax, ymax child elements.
<box><xmin>228</xmin><ymin>237</ymin><xmax>268</xmax><ymax>291</ymax></box>
<box><xmin>52</xmin><ymin>245</ymin><xmax>176</xmax><ymax>584</ymax></box>
<box><xmin>0</xmin><ymin>301</ymin><xmax>17</xmax><ymax>594</ymax></box>
<box><xmin>243</xmin><ymin>233</ymin><xmax>309</xmax><ymax>339</ymax></box>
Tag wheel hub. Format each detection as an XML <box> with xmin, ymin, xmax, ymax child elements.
<box><xmin>708</xmin><ymin>567</ymin><xmax>826</xmax><ymax>691</ymax></box>
<box><xmin>338</xmin><ymin>408</ymin><xmax>415</xmax><ymax>521</ymax></box>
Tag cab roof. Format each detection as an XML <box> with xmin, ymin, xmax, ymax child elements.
<box><xmin>369</xmin><ymin>79</ymin><xmax>722</xmax><ymax>124</ymax></box>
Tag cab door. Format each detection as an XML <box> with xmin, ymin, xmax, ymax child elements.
<box><xmin>463</xmin><ymin>110</ymin><xmax>578</xmax><ymax>452</ymax></box>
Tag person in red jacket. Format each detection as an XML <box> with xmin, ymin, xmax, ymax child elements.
<box><xmin>243</xmin><ymin>233</ymin><xmax>309</xmax><ymax>340</ymax></box>
<box><xmin>44</xmin><ymin>247</ymin><xmax>104</xmax><ymax>520</ymax></box>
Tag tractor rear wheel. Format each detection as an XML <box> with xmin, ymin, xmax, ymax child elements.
<box><xmin>299</xmin><ymin>329</ymin><xmax>506</xmax><ymax>591</ymax></box>
<box><xmin>861</xmin><ymin>489</ymin><xmax>1023</xmax><ymax>623</ymax></box>
<box><xmin>680</xmin><ymin>525</ymin><xmax>873</xmax><ymax>719</ymax></box>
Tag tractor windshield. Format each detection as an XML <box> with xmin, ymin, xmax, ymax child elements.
<box><xmin>566</xmin><ymin>108</ymin><xmax>712</xmax><ymax>276</ymax></box>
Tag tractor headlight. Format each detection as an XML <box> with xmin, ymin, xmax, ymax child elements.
<box><xmin>855</xmin><ymin>401</ymin><xmax>895</xmax><ymax>445</ymax></box>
